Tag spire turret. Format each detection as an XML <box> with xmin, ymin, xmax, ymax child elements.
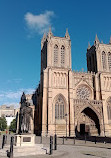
<box><xmin>42</xmin><ymin>32</ymin><xmax>46</xmax><ymax>41</ymax></box>
<box><xmin>47</xmin><ymin>26</ymin><xmax>53</xmax><ymax>38</ymax></box>
<box><xmin>87</xmin><ymin>42</ymin><xmax>91</xmax><ymax>50</ymax></box>
<box><xmin>94</xmin><ymin>34</ymin><xmax>100</xmax><ymax>46</ymax></box>
<box><xmin>95</xmin><ymin>34</ymin><xmax>100</xmax><ymax>42</ymax></box>
<box><xmin>65</xmin><ymin>28</ymin><xmax>70</xmax><ymax>39</ymax></box>
<box><xmin>41</xmin><ymin>32</ymin><xmax>47</xmax><ymax>49</ymax></box>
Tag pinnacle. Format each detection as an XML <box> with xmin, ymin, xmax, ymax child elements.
<box><xmin>43</xmin><ymin>32</ymin><xmax>46</xmax><ymax>39</ymax></box>
<box><xmin>48</xmin><ymin>26</ymin><xmax>53</xmax><ymax>37</ymax></box>
<box><xmin>87</xmin><ymin>42</ymin><xmax>91</xmax><ymax>50</ymax></box>
<box><xmin>49</xmin><ymin>26</ymin><xmax>52</xmax><ymax>33</ymax></box>
<box><xmin>95</xmin><ymin>34</ymin><xmax>100</xmax><ymax>43</ymax></box>
<box><xmin>65</xmin><ymin>28</ymin><xmax>70</xmax><ymax>39</ymax></box>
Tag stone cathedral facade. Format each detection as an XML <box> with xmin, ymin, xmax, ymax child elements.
<box><xmin>33</xmin><ymin>28</ymin><xmax>111</xmax><ymax>137</ymax></box>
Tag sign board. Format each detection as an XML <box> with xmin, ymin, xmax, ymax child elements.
<box><xmin>23</xmin><ymin>137</ymin><xmax>31</xmax><ymax>142</ymax></box>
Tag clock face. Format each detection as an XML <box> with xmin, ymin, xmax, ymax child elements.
<box><xmin>76</xmin><ymin>85</ymin><xmax>91</xmax><ymax>100</ymax></box>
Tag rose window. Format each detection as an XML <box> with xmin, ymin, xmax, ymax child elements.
<box><xmin>76</xmin><ymin>85</ymin><xmax>91</xmax><ymax>99</ymax></box>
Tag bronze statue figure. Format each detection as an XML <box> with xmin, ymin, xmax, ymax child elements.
<box><xmin>19</xmin><ymin>92</ymin><xmax>33</xmax><ymax>134</ymax></box>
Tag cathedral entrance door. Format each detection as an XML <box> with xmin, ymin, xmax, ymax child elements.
<box><xmin>76</xmin><ymin>107</ymin><xmax>101</xmax><ymax>136</ymax></box>
<box><xmin>81</xmin><ymin>107</ymin><xmax>100</xmax><ymax>136</ymax></box>
<box><xmin>80</xmin><ymin>124</ymin><xmax>85</xmax><ymax>135</ymax></box>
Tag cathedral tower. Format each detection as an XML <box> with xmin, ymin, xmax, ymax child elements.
<box><xmin>35</xmin><ymin>31</ymin><xmax>111</xmax><ymax>137</ymax></box>
<box><xmin>87</xmin><ymin>35</ymin><xmax>111</xmax><ymax>73</ymax></box>
<box><xmin>40</xmin><ymin>28</ymin><xmax>73</xmax><ymax>136</ymax></box>
<box><xmin>41</xmin><ymin>28</ymin><xmax>71</xmax><ymax>73</ymax></box>
<box><xmin>87</xmin><ymin>35</ymin><xmax>111</xmax><ymax>136</ymax></box>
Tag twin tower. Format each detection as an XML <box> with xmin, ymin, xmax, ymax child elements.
<box><xmin>34</xmin><ymin>28</ymin><xmax>111</xmax><ymax>137</ymax></box>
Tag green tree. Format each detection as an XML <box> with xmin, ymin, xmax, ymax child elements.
<box><xmin>9</xmin><ymin>118</ymin><xmax>16</xmax><ymax>132</ymax></box>
<box><xmin>0</xmin><ymin>117</ymin><xmax>7</xmax><ymax>131</ymax></box>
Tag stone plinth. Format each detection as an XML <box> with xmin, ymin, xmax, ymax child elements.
<box><xmin>0</xmin><ymin>144</ymin><xmax>48</xmax><ymax>157</ymax></box>
<box><xmin>15</xmin><ymin>134</ymin><xmax>35</xmax><ymax>147</ymax></box>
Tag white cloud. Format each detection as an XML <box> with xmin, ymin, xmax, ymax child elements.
<box><xmin>0</xmin><ymin>88</ymin><xmax>35</xmax><ymax>107</ymax></box>
<box><xmin>5</xmin><ymin>91</ymin><xmax>22</xmax><ymax>99</ymax></box>
<box><xmin>3</xmin><ymin>102</ymin><xmax>20</xmax><ymax>108</ymax></box>
<box><xmin>0</xmin><ymin>94</ymin><xmax>4</xmax><ymax>97</ymax></box>
<box><xmin>24</xmin><ymin>10</ymin><xmax>55</xmax><ymax>35</ymax></box>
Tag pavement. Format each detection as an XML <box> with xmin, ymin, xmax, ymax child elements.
<box><xmin>1</xmin><ymin>134</ymin><xmax>111</xmax><ymax>158</ymax></box>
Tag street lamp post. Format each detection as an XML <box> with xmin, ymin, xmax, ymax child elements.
<box><xmin>84</xmin><ymin>114</ymin><xmax>86</xmax><ymax>143</ymax></box>
<box><xmin>74</xmin><ymin>104</ymin><xmax>75</xmax><ymax>144</ymax></box>
<box><xmin>65</xmin><ymin>113</ymin><xmax>68</xmax><ymax>140</ymax></box>
<box><xmin>54</xmin><ymin>117</ymin><xmax>57</xmax><ymax>150</ymax></box>
<box><xmin>55</xmin><ymin>117</ymin><xmax>56</xmax><ymax>135</ymax></box>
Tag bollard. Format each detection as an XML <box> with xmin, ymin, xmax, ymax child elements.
<box><xmin>85</xmin><ymin>134</ymin><xmax>86</xmax><ymax>144</ymax></box>
<box><xmin>49</xmin><ymin>136</ymin><xmax>53</xmax><ymax>155</ymax></box>
<box><xmin>63</xmin><ymin>136</ymin><xmax>64</xmax><ymax>144</ymax></box>
<box><xmin>10</xmin><ymin>136</ymin><xmax>14</xmax><ymax>158</ymax></box>
<box><xmin>2</xmin><ymin>135</ymin><xmax>5</xmax><ymax>149</ymax></box>
<box><xmin>40</xmin><ymin>135</ymin><xmax>42</xmax><ymax>144</ymax></box>
<box><xmin>7</xmin><ymin>150</ymin><xmax>11</xmax><ymax>158</ymax></box>
<box><xmin>74</xmin><ymin>136</ymin><xmax>75</xmax><ymax>144</ymax></box>
<box><xmin>5</xmin><ymin>135</ymin><xmax>7</xmax><ymax>144</ymax></box>
<box><xmin>52</xmin><ymin>136</ymin><xmax>53</xmax><ymax>151</ymax></box>
<box><xmin>104</xmin><ymin>136</ymin><xmax>106</xmax><ymax>144</ymax></box>
<box><xmin>95</xmin><ymin>136</ymin><xmax>96</xmax><ymax>144</ymax></box>
<box><xmin>54</xmin><ymin>134</ymin><xmax>57</xmax><ymax>150</ymax></box>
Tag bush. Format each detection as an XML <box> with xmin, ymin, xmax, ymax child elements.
<box><xmin>0</xmin><ymin>117</ymin><xmax>7</xmax><ymax>131</ymax></box>
<box><xmin>9</xmin><ymin>118</ymin><xmax>16</xmax><ymax>133</ymax></box>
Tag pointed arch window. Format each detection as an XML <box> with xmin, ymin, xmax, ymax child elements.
<box><xmin>107</xmin><ymin>97</ymin><xmax>111</xmax><ymax>120</ymax></box>
<box><xmin>61</xmin><ymin>46</ymin><xmax>65</xmax><ymax>66</ymax></box>
<box><xmin>55</xmin><ymin>96</ymin><xmax>65</xmax><ymax>119</ymax></box>
<box><xmin>108</xmin><ymin>52</ymin><xmax>111</xmax><ymax>71</ymax></box>
<box><xmin>54</xmin><ymin>45</ymin><xmax>58</xmax><ymax>65</ymax></box>
<box><xmin>102</xmin><ymin>51</ymin><xmax>107</xmax><ymax>70</ymax></box>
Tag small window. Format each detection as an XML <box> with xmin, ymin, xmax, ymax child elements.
<box><xmin>61</xmin><ymin>46</ymin><xmax>65</xmax><ymax>66</ymax></box>
<box><xmin>54</xmin><ymin>45</ymin><xmax>58</xmax><ymax>65</ymax></box>
<box><xmin>55</xmin><ymin>96</ymin><xmax>65</xmax><ymax>119</ymax></box>
<box><xmin>102</xmin><ymin>51</ymin><xmax>107</xmax><ymax>70</ymax></box>
<box><xmin>108</xmin><ymin>52</ymin><xmax>111</xmax><ymax>71</ymax></box>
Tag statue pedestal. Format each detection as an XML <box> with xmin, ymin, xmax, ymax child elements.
<box><xmin>15</xmin><ymin>134</ymin><xmax>35</xmax><ymax>147</ymax></box>
<box><xmin>0</xmin><ymin>134</ymin><xmax>49</xmax><ymax>157</ymax></box>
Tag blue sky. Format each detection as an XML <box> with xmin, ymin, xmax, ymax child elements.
<box><xmin>0</xmin><ymin>0</ymin><xmax>111</xmax><ymax>107</ymax></box>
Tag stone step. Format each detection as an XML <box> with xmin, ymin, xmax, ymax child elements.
<box><xmin>0</xmin><ymin>144</ymin><xmax>49</xmax><ymax>157</ymax></box>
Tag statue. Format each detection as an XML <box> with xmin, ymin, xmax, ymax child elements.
<box><xmin>15</xmin><ymin>92</ymin><xmax>35</xmax><ymax>147</ymax></box>
<box><xmin>20</xmin><ymin>92</ymin><xmax>26</xmax><ymax>105</ymax></box>
<box><xmin>19</xmin><ymin>92</ymin><xmax>33</xmax><ymax>134</ymax></box>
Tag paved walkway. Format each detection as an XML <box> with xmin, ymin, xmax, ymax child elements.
<box><xmin>1</xmin><ymin>134</ymin><xmax>111</xmax><ymax>158</ymax></box>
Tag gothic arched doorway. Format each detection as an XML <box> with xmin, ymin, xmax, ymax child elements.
<box><xmin>76</xmin><ymin>107</ymin><xmax>100</xmax><ymax>136</ymax></box>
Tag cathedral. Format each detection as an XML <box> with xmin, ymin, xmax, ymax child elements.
<box><xmin>33</xmin><ymin>28</ymin><xmax>111</xmax><ymax>137</ymax></box>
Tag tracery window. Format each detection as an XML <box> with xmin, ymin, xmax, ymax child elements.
<box><xmin>108</xmin><ymin>52</ymin><xmax>111</xmax><ymax>71</ymax></box>
<box><xmin>107</xmin><ymin>97</ymin><xmax>111</xmax><ymax>120</ymax></box>
<box><xmin>102</xmin><ymin>51</ymin><xmax>107</xmax><ymax>70</ymax></box>
<box><xmin>76</xmin><ymin>85</ymin><xmax>91</xmax><ymax>100</ymax></box>
<box><xmin>54</xmin><ymin>45</ymin><xmax>58</xmax><ymax>65</ymax></box>
<box><xmin>55</xmin><ymin>96</ymin><xmax>65</xmax><ymax>119</ymax></box>
<box><xmin>61</xmin><ymin>46</ymin><xmax>65</xmax><ymax>66</ymax></box>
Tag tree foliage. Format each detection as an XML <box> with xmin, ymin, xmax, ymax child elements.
<box><xmin>9</xmin><ymin>118</ymin><xmax>16</xmax><ymax>132</ymax></box>
<box><xmin>0</xmin><ymin>117</ymin><xmax>7</xmax><ymax>131</ymax></box>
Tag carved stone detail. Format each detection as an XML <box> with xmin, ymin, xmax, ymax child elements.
<box><xmin>76</xmin><ymin>85</ymin><xmax>91</xmax><ymax>99</ymax></box>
